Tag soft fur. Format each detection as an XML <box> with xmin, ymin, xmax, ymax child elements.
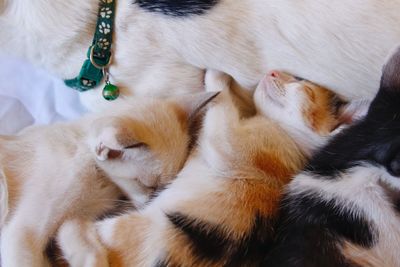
<box><xmin>0</xmin><ymin>92</ymin><xmax>218</xmax><ymax>267</ymax></box>
<box><xmin>57</xmin><ymin>72</ymin><xmax>356</xmax><ymax>267</ymax></box>
<box><xmin>263</xmin><ymin>47</ymin><xmax>400</xmax><ymax>267</ymax></box>
<box><xmin>1</xmin><ymin>0</ymin><xmax>400</xmax><ymax>110</ymax></box>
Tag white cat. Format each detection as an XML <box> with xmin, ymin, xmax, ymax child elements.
<box><xmin>0</xmin><ymin>92</ymin><xmax>218</xmax><ymax>267</ymax></box>
<box><xmin>1</xmin><ymin>0</ymin><xmax>399</xmax><ymax>110</ymax></box>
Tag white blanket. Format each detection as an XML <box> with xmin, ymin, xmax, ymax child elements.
<box><xmin>0</xmin><ymin>57</ymin><xmax>87</xmax><ymax>135</ymax></box>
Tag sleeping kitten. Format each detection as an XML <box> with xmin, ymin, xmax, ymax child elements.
<box><xmin>58</xmin><ymin>71</ymin><xmax>360</xmax><ymax>267</ymax></box>
<box><xmin>263</xmin><ymin>48</ymin><xmax>400</xmax><ymax>267</ymax></box>
<box><xmin>0</xmin><ymin>92</ymin><xmax>218</xmax><ymax>267</ymax></box>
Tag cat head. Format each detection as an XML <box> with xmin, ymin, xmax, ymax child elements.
<box><xmin>88</xmin><ymin>92</ymin><xmax>218</xmax><ymax>207</ymax></box>
<box><xmin>349</xmin><ymin>46</ymin><xmax>400</xmax><ymax>184</ymax></box>
<box><xmin>253</xmin><ymin>71</ymin><xmax>363</xmax><ymax>156</ymax></box>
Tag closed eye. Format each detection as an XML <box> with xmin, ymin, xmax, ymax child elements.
<box><xmin>331</xmin><ymin>97</ymin><xmax>348</xmax><ymax>116</ymax></box>
<box><xmin>124</xmin><ymin>142</ymin><xmax>147</xmax><ymax>149</ymax></box>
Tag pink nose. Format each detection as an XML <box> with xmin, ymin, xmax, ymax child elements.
<box><xmin>269</xmin><ymin>71</ymin><xmax>280</xmax><ymax>78</ymax></box>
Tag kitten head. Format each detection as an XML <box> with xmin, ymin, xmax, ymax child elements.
<box><xmin>253</xmin><ymin>71</ymin><xmax>361</xmax><ymax>156</ymax></box>
<box><xmin>88</xmin><ymin>92</ymin><xmax>218</xmax><ymax>207</ymax></box>
<box><xmin>351</xmin><ymin>46</ymin><xmax>400</xmax><ymax>184</ymax></box>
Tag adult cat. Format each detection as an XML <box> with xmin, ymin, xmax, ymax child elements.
<box><xmin>1</xmin><ymin>0</ymin><xmax>399</xmax><ymax>110</ymax></box>
<box><xmin>0</xmin><ymin>92</ymin><xmax>218</xmax><ymax>267</ymax></box>
<box><xmin>58</xmin><ymin>71</ymin><xmax>363</xmax><ymax>266</ymax></box>
<box><xmin>263</xmin><ymin>47</ymin><xmax>400</xmax><ymax>267</ymax></box>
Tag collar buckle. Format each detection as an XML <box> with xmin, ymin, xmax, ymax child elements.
<box><xmin>88</xmin><ymin>45</ymin><xmax>112</xmax><ymax>69</ymax></box>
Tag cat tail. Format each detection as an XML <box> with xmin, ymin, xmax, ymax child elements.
<box><xmin>0</xmin><ymin>168</ymin><xmax>8</xmax><ymax>227</ymax></box>
<box><xmin>200</xmin><ymin>88</ymin><xmax>240</xmax><ymax>172</ymax></box>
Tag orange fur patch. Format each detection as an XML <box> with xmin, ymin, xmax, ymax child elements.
<box><xmin>302</xmin><ymin>83</ymin><xmax>339</xmax><ymax>135</ymax></box>
<box><xmin>108</xmin><ymin>215</ymin><xmax>150</xmax><ymax>266</ymax></box>
<box><xmin>253</xmin><ymin>151</ymin><xmax>297</xmax><ymax>181</ymax></box>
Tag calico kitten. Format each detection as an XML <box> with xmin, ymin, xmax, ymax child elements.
<box><xmin>263</xmin><ymin>47</ymin><xmax>400</xmax><ymax>267</ymax></box>
<box><xmin>0</xmin><ymin>92</ymin><xmax>218</xmax><ymax>267</ymax></box>
<box><xmin>58</xmin><ymin>71</ymin><xmax>357</xmax><ymax>267</ymax></box>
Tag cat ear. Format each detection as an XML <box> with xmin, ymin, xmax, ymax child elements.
<box><xmin>95</xmin><ymin>142</ymin><xmax>123</xmax><ymax>161</ymax></box>
<box><xmin>337</xmin><ymin>99</ymin><xmax>370</xmax><ymax>124</ymax></box>
<box><xmin>380</xmin><ymin>45</ymin><xmax>400</xmax><ymax>91</ymax></box>
<box><xmin>173</xmin><ymin>91</ymin><xmax>220</xmax><ymax>119</ymax></box>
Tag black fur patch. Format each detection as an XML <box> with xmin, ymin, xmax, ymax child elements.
<box><xmin>167</xmin><ymin>212</ymin><xmax>231</xmax><ymax>260</ymax></box>
<box><xmin>263</xmin><ymin>192</ymin><xmax>376</xmax><ymax>267</ymax></box>
<box><xmin>135</xmin><ymin>0</ymin><xmax>219</xmax><ymax>17</ymax></box>
<box><xmin>167</xmin><ymin>212</ymin><xmax>274</xmax><ymax>266</ymax></box>
<box><xmin>305</xmin><ymin>85</ymin><xmax>400</xmax><ymax>179</ymax></box>
<box><xmin>283</xmin><ymin>193</ymin><xmax>376</xmax><ymax>247</ymax></box>
<box><xmin>303</xmin><ymin>46</ymin><xmax>400</xmax><ymax>178</ymax></box>
<box><xmin>396</xmin><ymin>199</ymin><xmax>400</xmax><ymax>213</ymax></box>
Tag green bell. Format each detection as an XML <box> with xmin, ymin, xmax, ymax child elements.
<box><xmin>102</xmin><ymin>83</ymin><xmax>119</xmax><ymax>101</ymax></box>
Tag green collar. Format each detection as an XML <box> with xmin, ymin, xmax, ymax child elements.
<box><xmin>64</xmin><ymin>0</ymin><xmax>119</xmax><ymax>101</ymax></box>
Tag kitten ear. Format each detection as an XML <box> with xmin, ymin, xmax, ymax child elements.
<box><xmin>381</xmin><ymin>45</ymin><xmax>400</xmax><ymax>91</ymax></box>
<box><xmin>95</xmin><ymin>142</ymin><xmax>123</xmax><ymax>161</ymax></box>
<box><xmin>338</xmin><ymin>99</ymin><xmax>370</xmax><ymax>124</ymax></box>
<box><xmin>173</xmin><ymin>91</ymin><xmax>220</xmax><ymax>119</ymax></box>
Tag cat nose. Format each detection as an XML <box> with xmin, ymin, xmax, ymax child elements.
<box><xmin>388</xmin><ymin>152</ymin><xmax>400</xmax><ymax>177</ymax></box>
<box><xmin>268</xmin><ymin>71</ymin><xmax>296</xmax><ymax>83</ymax></box>
<box><xmin>270</xmin><ymin>71</ymin><xmax>279</xmax><ymax>78</ymax></box>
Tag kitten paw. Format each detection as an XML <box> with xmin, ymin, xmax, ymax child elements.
<box><xmin>205</xmin><ymin>69</ymin><xmax>231</xmax><ymax>92</ymax></box>
<box><xmin>95</xmin><ymin>142</ymin><xmax>123</xmax><ymax>161</ymax></box>
<box><xmin>94</xmin><ymin>127</ymin><xmax>124</xmax><ymax>161</ymax></box>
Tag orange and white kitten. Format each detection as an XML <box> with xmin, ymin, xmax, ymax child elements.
<box><xmin>0</xmin><ymin>92</ymin><xmax>218</xmax><ymax>267</ymax></box>
<box><xmin>59</xmin><ymin>72</ymin><xmax>364</xmax><ymax>267</ymax></box>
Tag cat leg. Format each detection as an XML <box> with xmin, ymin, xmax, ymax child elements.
<box><xmin>0</xmin><ymin>186</ymin><xmax>80</xmax><ymax>267</ymax></box>
<box><xmin>59</xmin><ymin>210</ymin><xmax>167</xmax><ymax>267</ymax></box>
<box><xmin>200</xmin><ymin>90</ymin><xmax>240</xmax><ymax>171</ymax></box>
<box><xmin>1</xmin><ymin>217</ymin><xmax>52</xmax><ymax>267</ymax></box>
<box><xmin>58</xmin><ymin>219</ymin><xmax>109</xmax><ymax>267</ymax></box>
<box><xmin>204</xmin><ymin>69</ymin><xmax>231</xmax><ymax>92</ymax></box>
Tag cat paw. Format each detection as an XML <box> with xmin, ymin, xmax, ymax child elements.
<box><xmin>94</xmin><ymin>127</ymin><xmax>124</xmax><ymax>161</ymax></box>
<box><xmin>204</xmin><ymin>69</ymin><xmax>231</xmax><ymax>92</ymax></box>
<box><xmin>58</xmin><ymin>219</ymin><xmax>109</xmax><ymax>267</ymax></box>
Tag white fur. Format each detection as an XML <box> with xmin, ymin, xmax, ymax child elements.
<box><xmin>58</xmin><ymin>219</ymin><xmax>109</xmax><ymax>267</ymax></box>
<box><xmin>1</xmin><ymin>0</ymin><xmax>400</xmax><ymax>110</ymax></box>
<box><xmin>0</xmin><ymin>169</ymin><xmax>8</xmax><ymax>228</ymax></box>
<box><xmin>289</xmin><ymin>165</ymin><xmax>400</xmax><ymax>267</ymax></box>
<box><xmin>204</xmin><ymin>69</ymin><xmax>231</xmax><ymax>92</ymax></box>
<box><xmin>0</xmin><ymin>94</ymin><xmax>217</xmax><ymax>267</ymax></box>
<box><xmin>254</xmin><ymin>74</ymin><xmax>329</xmax><ymax>157</ymax></box>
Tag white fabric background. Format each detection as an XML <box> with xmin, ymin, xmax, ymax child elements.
<box><xmin>0</xmin><ymin>56</ymin><xmax>87</xmax><ymax>135</ymax></box>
